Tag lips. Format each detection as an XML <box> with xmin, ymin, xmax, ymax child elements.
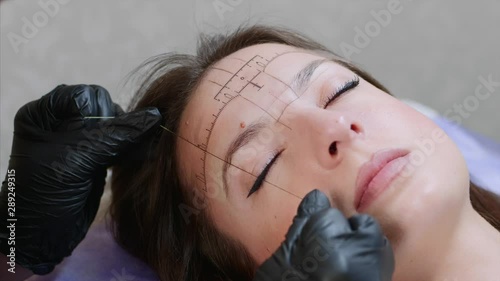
<box><xmin>354</xmin><ymin>148</ymin><xmax>410</xmax><ymax>211</ymax></box>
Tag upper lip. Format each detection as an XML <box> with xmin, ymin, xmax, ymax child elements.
<box><xmin>354</xmin><ymin>148</ymin><xmax>410</xmax><ymax>210</ymax></box>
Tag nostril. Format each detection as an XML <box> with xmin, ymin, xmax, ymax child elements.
<box><xmin>350</xmin><ymin>123</ymin><xmax>360</xmax><ymax>133</ymax></box>
<box><xmin>329</xmin><ymin>141</ymin><xmax>338</xmax><ymax>155</ymax></box>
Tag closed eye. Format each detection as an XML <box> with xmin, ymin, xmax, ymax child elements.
<box><xmin>322</xmin><ymin>76</ymin><xmax>360</xmax><ymax>108</ymax></box>
<box><xmin>247</xmin><ymin>150</ymin><xmax>283</xmax><ymax>198</ymax></box>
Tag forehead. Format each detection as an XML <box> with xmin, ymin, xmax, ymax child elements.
<box><xmin>187</xmin><ymin>43</ymin><xmax>328</xmax><ymax>136</ymax></box>
<box><xmin>177</xmin><ymin>43</ymin><xmax>329</xmax><ymax>192</ymax></box>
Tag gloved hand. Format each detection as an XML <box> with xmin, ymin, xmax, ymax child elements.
<box><xmin>254</xmin><ymin>189</ymin><xmax>395</xmax><ymax>281</ymax></box>
<box><xmin>0</xmin><ymin>85</ymin><xmax>161</xmax><ymax>275</ymax></box>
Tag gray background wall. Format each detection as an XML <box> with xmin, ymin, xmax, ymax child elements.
<box><xmin>1</xmin><ymin>0</ymin><xmax>499</xmax><ymax>181</ymax></box>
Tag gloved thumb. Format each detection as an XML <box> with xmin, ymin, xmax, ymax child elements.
<box><xmin>284</xmin><ymin>189</ymin><xmax>331</xmax><ymax>247</ymax></box>
<box><xmin>252</xmin><ymin>190</ymin><xmax>332</xmax><ymax>281</ymax></box>
<box><xmin>106</xmin><ymin>106</ymin><xmax>161</xmax><ymax>141</ymax></box>
<box><xmin>89</xmin><ymin>107</ymin><xmax>162</xmax><ymax>163</ymax></box>
<box><xmin>348</xmin><ymin>214</ymin><xmax>377</xmax><ymax>231</ymax></box>
<box><xmin>47</xmin><ymin>84</ymin><xmax>115</xmax><ymax>123</ymax></box>
<box><xmin>348</xmin><ymin>214</ymin><xmax>389</xmax><ymax>248</ymax></box>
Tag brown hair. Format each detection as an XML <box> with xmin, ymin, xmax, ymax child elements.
<box><xmin>470</xmin><ymin>182</ymin><xmax>500</xmax><ymax>229</ymax></box>
<box><xmin>109</xmin><ymin>25</ymin><xmax>500</xmax><ymax>281</ymax></box>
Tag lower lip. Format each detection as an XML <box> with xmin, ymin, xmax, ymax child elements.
<box><xmin>357</xmin><ymin>154</ymin><xmax>410</xmax><ymax>211</ymax></box>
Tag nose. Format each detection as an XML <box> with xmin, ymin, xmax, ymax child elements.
<box><xmin>282</xmin><ymin>106</ymin><xmax>363</xmax><ymax>169</ymax></box>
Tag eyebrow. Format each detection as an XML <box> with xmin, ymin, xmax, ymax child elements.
<box><xmin>221</xmin><ymin>58</ymin><xmax>329</xmax><ymax>196</ymax></box>
<box><xmin>222</xmin><ymin>121</ymin><xmax>267</xmax><ymax>195</ymax></box>
<box><xmin>291</xmin><ymin>58</ymin><xmax>329</xmax><ymax>95</ymax></box>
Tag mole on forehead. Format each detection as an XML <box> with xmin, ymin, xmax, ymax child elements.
<box><xmin>183</xmin><ymin>49</ymin><xmax>329</xmax><ymax>198</ymax></box>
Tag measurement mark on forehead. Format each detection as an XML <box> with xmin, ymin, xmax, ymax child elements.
<box><xmin>208</xmin><ymin>80</ymin><xmax>228</xmax><ymax>88</ymax></box>
<box><xmin>196</xmin><ymin>54</ymin><xmax>273</xmax><ymax>187</ymax></box>
<box><xmin>211</xmin><ymin>67</ymin><xmax>233</xmax><ymax>75</ymax></box>
<box><xmin>235</xmin><ymin>70</ymin><xmax>263</xmax><ymax>93</ymax></box>
<box><xmin>248</xmin><ymin>80</ymin><xmax>263</xmax><ymax>90</ymax></box>
<box><xmin>213</xmin><ymin>55</ymin><xmax>268</xmax><ymax>99</ymax></box>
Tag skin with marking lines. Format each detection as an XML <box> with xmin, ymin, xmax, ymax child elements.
<box><xmin>175</xmin><ymin>43</ymin><xmax>500</xmax><ymax>280</ymax></box>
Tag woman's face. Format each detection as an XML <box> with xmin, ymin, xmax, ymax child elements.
<box><xmin>176</xmin><ymin>43</ymin><xmax>470</xmax><ymax>265</ymax></box>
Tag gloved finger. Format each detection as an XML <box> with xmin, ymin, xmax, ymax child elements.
<box><xmin>348</xmin><ymin>214</ymin><xmax>378</xmax><ymax>231</ymax></box>
<box><xmin>113</xmin><ymin>102</ymin><xmax>125</xmax><ymax>116</ymax></box>
<box><xmin>253</xmin><ymin>193</ymin><xmax>331</xmax><ymax>281</ymax></box>
<box><xmin>300</xmin><ymin>207</ymin><xmax>352</xmax><ymax>245</ymax></box>
<box><xmin>86</xmin><ymin>169</ymin><xmax>107</xmax><ymax>220</ymax></box>
<box><xmin>88</xmin><ymin>84</ymin><xmax>115</xmax><ymax>117</ymax></box>
<box><xmin>348</xmin><ymin>215</ymin><xmax>395</xmax><ymax>281</ymax></box>
<box><xmin>348</xmin><ymin>214</ymin><xmax>388</xmax><ymax>247</ymax></box>
<box><xmin>297</xmin><ymin>189</ymin><xmax>331</xmax><ymax>217</ymax></box>
<box><xmin>284</xmin><ymin>189</ymin><xmax>331</xmax><ymax>246</ymax></box>
<box><xmin>88</xmin><ymin>107</ymin><xmax>162</xmax><ymax>164</ymax></box>
<box><xmin>18</xmin><ymin>84</ymin><xmax>67</xmax><ymax>130</ymax></box>
<box><xmin>69</xmin><ymin>84</ymin><xmax>116</xmax><ymax>118</ymax></box>
<box><xmin>44</xmin><ymin>85</ymin><xmax>105</xmax><ymax>120</ymax></box>
<box><xmin>104</xmin><ymin>107</ymin><xmax>161</xmax><ymax>143</ymax></box>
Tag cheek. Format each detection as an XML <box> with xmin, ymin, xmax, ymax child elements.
<box><xmin>247</xmin><ymin>186</ymin><xmax>303</xmax><ymax>264</ymax></box>
<box><xmin>373</xmin><ymin>118</ymin><xmax>470</xmax><ymax>248</ymax></box>
<box><xmin>392</xmin><ymin>103</ymin><xmax>470</xmax><ymax>189</ymax></box>
<box><xmin>208</xmin><ymin>187</ymin><xmax>301</xmax><ymax>265</ymax></box>
<box><xmin>360</xmin><ymin>97</ymin><xmax>471</xmax><ymax>243</ymax></box>
<box><xmin>406</xmin><ymin>128</ymin><xmax>470</xmax><ymax>219</ymax></box>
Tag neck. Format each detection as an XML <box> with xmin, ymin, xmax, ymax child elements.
<box><xmin>393</xmin><ymin>202</ymin><xmax>500</xmax><ymax>281</ymax></box>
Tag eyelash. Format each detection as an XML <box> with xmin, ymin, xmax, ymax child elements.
<box><xmin>322</xmin><ymin>76</ymin><xmax>360</xmax><ymax>108</ymax></box>
<box><xmin>247</xmin><ymin>149</ymin><xmax>283</xmax><ymax>198</ymax></box>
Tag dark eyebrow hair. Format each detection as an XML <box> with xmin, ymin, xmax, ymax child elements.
<box><xmin>291</xmin><ymin>58</ymin><xmax>329</xmax><ymax>95</ymax></box>
<box><xmin>222</xmin><ymin>120</ymin><xmax>268</xmax><ymax>195</ymax></box>
<box><xmin>221</xmin><ymin>58</ymin><xmax>328</xmax><ymax>196</ymax></box>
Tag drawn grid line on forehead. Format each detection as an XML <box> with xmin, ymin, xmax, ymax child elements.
<box><xmin>208</xmin><ymin>49</ymin><xmax>329</xmax><ymax>92</ymax></box>
<box><xmin>175</xmin><ymin>54</ymin><xmax>306</xmax><ymax>200</ymax></box>
<box><xmin>220</xmin><ymin>57</ymin><xmax>332</xmax><ymax>199</ymax></box>
<box><xmin>207</xmin><ymin>55</ymin><xmax>331</xmax><ymax>128</ymax></box>
<box><xmin>206</xmin><ymin>54</ymin><xmax>332</xmax><ymax>175</ymax></box>
<box><xmin>206</xmin><ymin>56</ymin><xmax>297</xmax><ymax>130</ymax></box>
<box><xmin>187</xmin><ymin>52</ymin><xmax>333</xmax><ymax>199</ymax></box>
<box><xmin>221</xmin><ymin>58</ymin><xmax>331</xmax><ymax>160</ymax></box>
<box><xmin>160</xmin><ymin>125</ymin><xmax>303</xmax><ymax>199</ymax></box>
<box><xmin>206</xmin><ymin>75</ymin><xmax>293</xmax><ymax>131</ymax></box>
<box><xmin>259</xmin><ymin>58</ymin><xmax>331</xmax><ymax>124</ymax></box>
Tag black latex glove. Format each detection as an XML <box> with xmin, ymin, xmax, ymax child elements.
<box><xmin>0</xmin><ymin>85</ymin><xmax>161</xmax><ymax>275</ymax></box>
<box><xmin>254</xmin><ymin>190</ymin><xmax>395</xmax><ymax>281</ymax></box>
